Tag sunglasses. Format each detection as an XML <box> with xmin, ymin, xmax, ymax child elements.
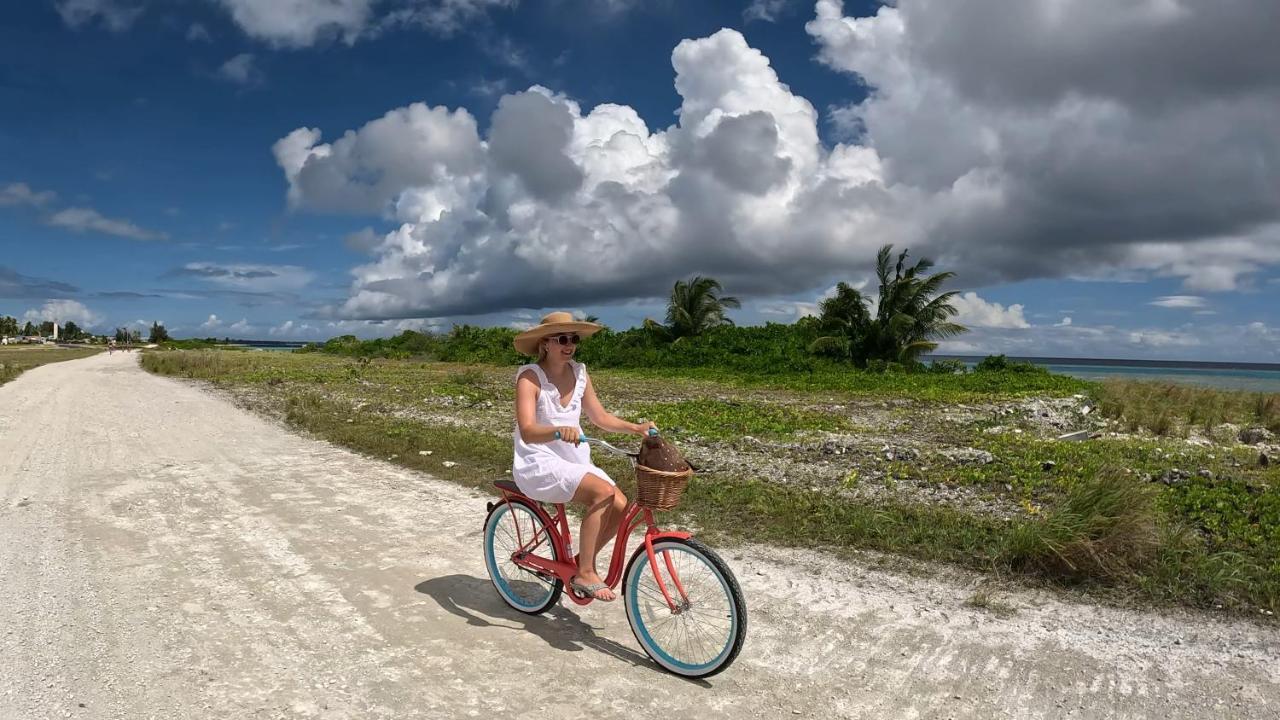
<box><xmin>548</xmin><ymin>334</ymin><xmax>581</xmax><ymax>346</ymax></box>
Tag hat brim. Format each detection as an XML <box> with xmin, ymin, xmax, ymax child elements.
<box><xmin>514</xmin><ymin>321</ymin><xmax>603</xmax><ymax>356</ymax></box>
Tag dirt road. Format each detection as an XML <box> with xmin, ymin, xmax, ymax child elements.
<box><xmin>1</xmin><ymin>352</ymin><xmax>1277</xmax><ymax>719</ymax></box>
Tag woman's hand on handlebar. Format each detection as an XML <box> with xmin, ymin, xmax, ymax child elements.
<box><xmin>553</xmin><ymin>426</ymin><xmax>582</xmax><ymax>445</ymax></box>
<box><xmin>633</xmin><ymin>420</ymin><xmax>659</xmax><ymax>437</ymax></box>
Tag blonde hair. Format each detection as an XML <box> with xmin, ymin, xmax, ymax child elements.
<box><xmin>537</xmin><ymin>339</ymin><xmax>548</xmax><ymax>362</ymax></box>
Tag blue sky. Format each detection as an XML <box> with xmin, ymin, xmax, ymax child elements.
<box><xmin>2</xmin><ymin>0</ymin><xmax>1277</xmax><ymax>361</ymax></box>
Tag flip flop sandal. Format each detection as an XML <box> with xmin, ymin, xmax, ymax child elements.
<box><xmin>571</xmin><ymin>578</ymin><xmax>614</xmax><ymax>601</ymax></box>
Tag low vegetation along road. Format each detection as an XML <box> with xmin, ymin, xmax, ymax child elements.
<box><xmin>2</xmin><ymin>352</ymin><xmax>1277</xmax><ymax>719</ymax></box>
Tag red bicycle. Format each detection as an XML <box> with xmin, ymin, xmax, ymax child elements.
<box><xmin>483</xmin><ymin>434</ymin><xmax>746</xmax><ymax>678</ymax></box>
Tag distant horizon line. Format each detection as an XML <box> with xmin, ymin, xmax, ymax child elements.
<box><xmin>929</xmin><ymin>353</ymin><xmax>1280</xmax><ymax>372</ymax></box>
<box><xmin>186</xmin><ymin>338</ymin><xmax>1280</xmax><ymax>371</ymax></box>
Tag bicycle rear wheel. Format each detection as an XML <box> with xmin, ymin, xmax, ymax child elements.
<box><xmin>483</xmin><ymin>499</ymin><xmax>563</xmax><ymax>614</ymax></box>
<box><xmin>623</xmin><ymin>537</ymin><xmax>746</xmax><ymax>678</ymax></box>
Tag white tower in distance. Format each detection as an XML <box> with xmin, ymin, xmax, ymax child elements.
<box><xmin>52</xmin><ymin>322</ymin><xmax>58</xmax><ymax>341</ymax></box>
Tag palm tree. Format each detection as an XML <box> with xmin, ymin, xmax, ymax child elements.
<box><xmin>579</xmin><ymin>313</ymin><xmax>610</xmax><ymax>332</ymax></box>
<box><xmin>648</xmin><ymin>275</ymin><xmax>741</xmax><ymax>341</ymax></box>
<box><xmin>810</xmin><ymin>245</ymin><xmax>966</xmax><ymax>367</ymax></box>
<box><xmin>806</xmin><ymin>282</ymin><xmax>872</xmax><ymax>364</ymax></box>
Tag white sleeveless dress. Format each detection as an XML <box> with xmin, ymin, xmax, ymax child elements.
<box><xmin>512</xmin><ymin>361</ymin><xmax>615</xmax><ymax>503</ymax></box>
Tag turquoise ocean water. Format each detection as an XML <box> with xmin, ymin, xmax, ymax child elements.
<box><xmin>935</xmin><ymin>356</ymin><xmax>1280</xmax><ymax>393</ymax></box>
<box><xmin>1038</xmin><ymin>362</ymin><xmax>1280</xmax><ymax>393</ymax></box>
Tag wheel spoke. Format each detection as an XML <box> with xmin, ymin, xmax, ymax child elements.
<box><xmin>629</xmin><ymin>543</ymin><xmax>739</xmax><ymax>671</ymax></box>
<box><xmin>487</xmin><ymin>505</ymin><xmax>560</xmax><ymax>609</ymax></box>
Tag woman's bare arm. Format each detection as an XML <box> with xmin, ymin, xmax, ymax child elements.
<box><xmin>582</xmin><ymin>374</ymin><xmax>655</xmax><ymax>436</ymax></box>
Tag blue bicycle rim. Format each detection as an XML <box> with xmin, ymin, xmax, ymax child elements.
<box><xmin>626</xmin><ymin>542</ymin><xmax>738</xmax><ymax>674</ymax></box>
<box><xmin>485</xmin><ymin>503</ymin><xmax>556</xmax><ymax>611</ymax></box>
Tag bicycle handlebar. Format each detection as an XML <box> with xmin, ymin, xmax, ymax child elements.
<box><xmin>554</xmin><ymin>427</ymin><xmax>658</xmax><ymax>441</ymax></box>
<box><xmin>553</xmin><ymin>427</ymin><xmax>657</xmax><ymax>457</ymax></box>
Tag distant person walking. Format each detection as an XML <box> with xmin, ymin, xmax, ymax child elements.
<box><xmin>510</xmin><ymin>312</ymin><xmax>657</xmax><ymax>601</ymax></box>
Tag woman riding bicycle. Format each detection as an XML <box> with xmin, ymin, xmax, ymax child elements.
<box><xmin>511</xmin><ymin>312</ymin><xmax>657</xmax><ymax>602</ymax></box>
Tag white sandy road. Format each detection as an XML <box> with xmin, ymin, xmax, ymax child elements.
<box><xmin>1</xmin><ymin>351</ymin><xmax>1277</xmax><ymax>719</ymax></box>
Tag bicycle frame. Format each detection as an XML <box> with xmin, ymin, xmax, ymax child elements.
<box><xmin>495</xmin><ymin>488</ymin><xmax>691</xmax><ymax>609</ymax></box>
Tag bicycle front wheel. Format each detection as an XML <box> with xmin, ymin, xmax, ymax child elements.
<box><xmin>483</xmin><ymin>499</ymin><xmax>563</xmax><ymax>614</ymax></box>
<box><xmin>623</xmin><ymin>537</ymin><xmax>746</xmax><ymax>678</ymax></box>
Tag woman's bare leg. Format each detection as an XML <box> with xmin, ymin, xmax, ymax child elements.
<box><xmin>570</xmin><ymin>473</ymin><xmax>618</xmax><ymax>601</ymax></box>
<box><xmin>592</xmin><ymin>488</ymin><xmax>629</xmax><ymax>563</ymax></box>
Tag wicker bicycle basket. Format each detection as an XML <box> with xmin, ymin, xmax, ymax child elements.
<box><xmin>634</xmin><ymin>464</ymin><xmax>694</xmax><ymax>511</ymax></box>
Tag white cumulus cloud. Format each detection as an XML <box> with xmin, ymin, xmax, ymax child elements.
<box><xmin>214</xmin><ymin>0</ymin><xmax>375</xmax><ymax>47</ymax></box>
<box><xmin>23</xmin><ymin>299</ymin><xmax>102</xmax><ymax>328</ymax></box>
<box><xmin>212</xmin><ymin>0</ymin><xmax>514</xmax><ymax>47</ymax></box>
<box><xmin>1149</xmin><ymin>295</ymin><xmax>1207</xmax><ymax>309</ymax></box>
<box><xmin>950</xmin><ymin>292</ymin><xmax>1030</xmax><ymax>329</ymax></box>
<box><xmin>278</xmin><ymin>30</ymin><xmax>898</xmax><ymax>319</ymax></box>
<box><xmin>273</xmin><ymin>103</ymin><xmax>484</xmax><ymax>215</ymax></box>
<box><xmin>269</xmin><ymin>320</ymin><xmax>309</xmax><ymax>336</ymax></box>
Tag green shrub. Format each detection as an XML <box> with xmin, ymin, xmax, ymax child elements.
<box><xmin>928</xmin><ymin>358</ymin><xmax>967</xmax><ymax>374</ymax></box>
<box><xmin>303</xmin><ymin>322</ymin><xmax>826</xmax><ymax>374</ymax></box>
<box><xmin>974</xmin><ymin>354</ymin><xmax>1047</xmax><ymax>374</ymax></box>
<box><xmin>160</xmin><ymin>337</ymin><xmax>222</xmax><ymax>350</ymax></box>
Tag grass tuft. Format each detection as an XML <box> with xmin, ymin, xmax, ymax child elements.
<box><xmin>963</xmin><ymin>588</ymin><xmax>1017</xmax><ymax>617</ymax></box>
<box><xmin>1096</xmin><ymin>379</ymin><xmax>1280</xmax><ymax>436</ymax></box>
<box><xmin>1005</xmin><ymin>468</ymin><xmax>1160</xmax><ymax>581</ymax></box>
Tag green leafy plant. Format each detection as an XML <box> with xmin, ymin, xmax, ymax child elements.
<box><xmin>974</xmin><ymin>354</ymin><xmax>1046</xmax><ymax>374</ymax></box>
<box><xmin>810</xmin><ymin>244</ymin><xmax>966</xmax><ymax>367</ymax></box>
<box><xmin>928</xmin><ymin>358</ymin><xmax>968</xmax><ymax>374</ymax></box>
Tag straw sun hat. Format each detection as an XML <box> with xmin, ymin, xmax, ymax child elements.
<box><xmin>513</xmin><ymin>311</ymin><xmax>603</xmax><ymax>356</ymax></box>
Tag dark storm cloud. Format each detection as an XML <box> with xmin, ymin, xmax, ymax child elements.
<box><xmin>0</xmin><ymin>266</ymin><xmax>79</xmax><ymax>298</ymax></box>
<box><xmin>809</xmin><ymin>0</ymin><xmax>1280</xmax><ymax>291</ymax></box>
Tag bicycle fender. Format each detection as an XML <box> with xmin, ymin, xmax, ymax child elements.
<box><xmin>646</xmin><ymin>530</ymin><xmax>692</xmax><ymax>543</ymax></box>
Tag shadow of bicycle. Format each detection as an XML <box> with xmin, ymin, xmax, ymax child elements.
<box><xmin>414</xmin><ymin>574</ymin><xmax>710</xmax><ymax>686</ymax></box>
